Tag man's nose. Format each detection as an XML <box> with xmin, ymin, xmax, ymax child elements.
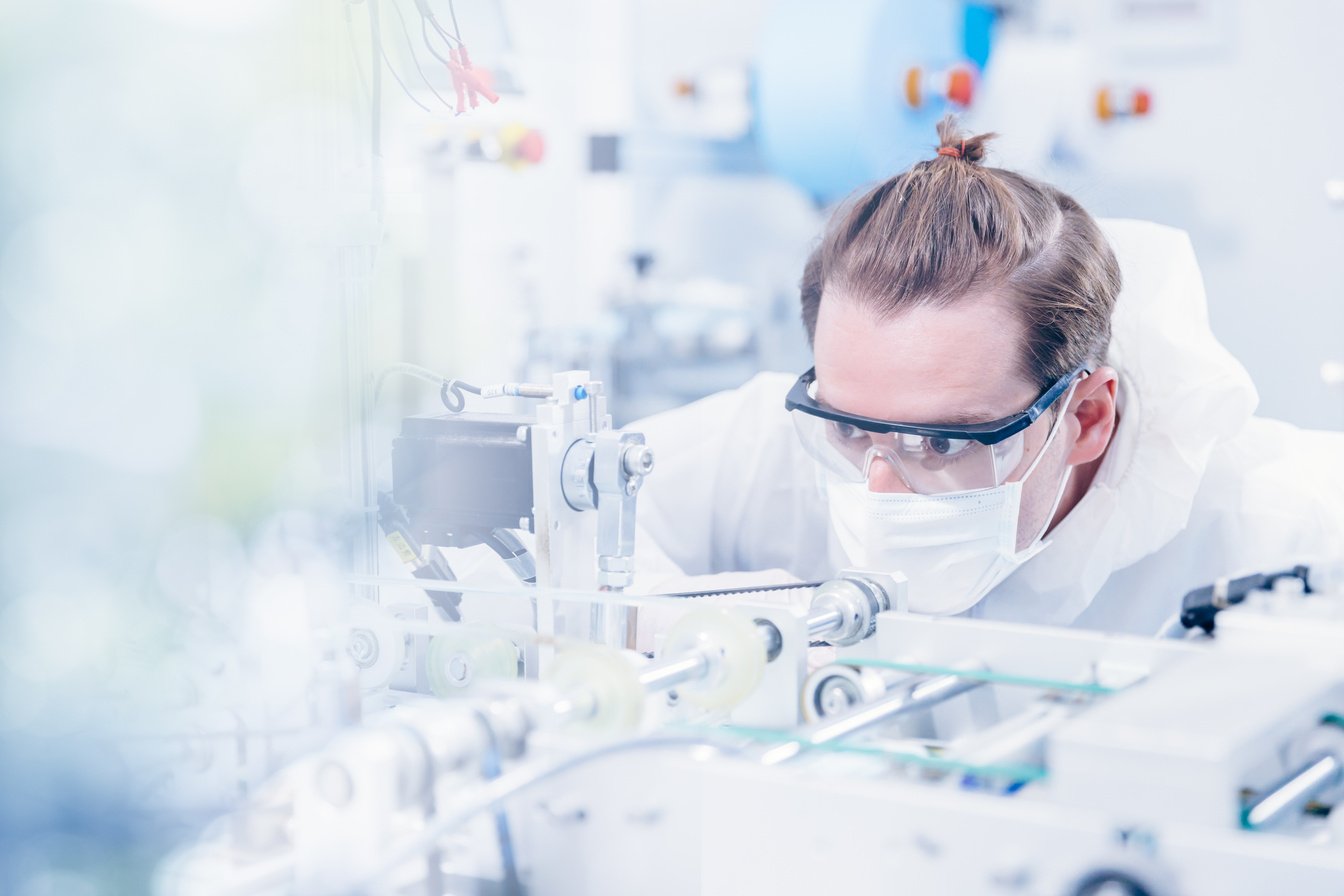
<box><xmin>865</xmin><ymin>454</ymin><xmax>913</xmax><ymax>494</ymax></box>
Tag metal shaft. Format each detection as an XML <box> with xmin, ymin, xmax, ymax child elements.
<box><xmin>632</xmin><ymin>612</ymin><xmax>787</xmax><ymax>700</ymax></box>
<box><xmin>1242</xmin><ymin>751</ymin><xmax>1342</xmax><ymax>830</ymax></box>
<box><xmin>806</xmin><ymin>608</ymin><xmax>844</xmax><ymax>639</ymax></box>
<box><xmin>761</xmin><ymin>673</ymin><xmax>983</xmax><ymax>765</ymax></box>
<box><xmin>637</xmin><ymin>651</ymin><xmax>710</xmax><ymax>692</ymax></box>
<box><xmin>626</xmin><ymin>613</ymin><xmax>784</xmax><ymax>704</ymax></box>
<box><xmin>620</xmin><ymin>593</ymin><xmax>863</xmax><ymax>711</ymax></box>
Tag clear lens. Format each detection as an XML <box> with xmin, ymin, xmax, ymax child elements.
<box><xmin>791</xmin><ymin>411</ymin><xmax>1030</xmax><ymax>494</ymax></box>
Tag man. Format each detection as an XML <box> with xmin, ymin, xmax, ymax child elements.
<box><xmin>631</xmin><ymin>122</ymin><xmax>1344</xmax><ymax>635</ymax></box>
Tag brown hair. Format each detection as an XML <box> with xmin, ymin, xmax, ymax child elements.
<box><xmin>800</xmin><ymin>116</ymin><xmax>1121</xmax><ymax>390</ymax></box>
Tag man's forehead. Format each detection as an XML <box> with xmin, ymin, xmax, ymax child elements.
<box><xmin>812</xmin><ymin>292</ymin><xmax>1037</xmax><ymax>425</ymax></box>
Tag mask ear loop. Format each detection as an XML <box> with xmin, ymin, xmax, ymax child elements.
<box><xmin>1019</xmin><ymin>374</ymin><xmax>1087</xmax><ymax>547</ymax></box>
<box><xmin>985</xmin><ymin>372</ymin><xmax>1086</xmax><ymax>489</ymax></box>
<box><xmin>1019</xmin><ymin>374</ymin><xmax>1086</xmax><ymax>482</ymax></box>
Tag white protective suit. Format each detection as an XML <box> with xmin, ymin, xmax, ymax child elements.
<box><xmin>630</xmin><ymin>219</ymin><xmax>1344</xmax><ymax>636</ymax></box>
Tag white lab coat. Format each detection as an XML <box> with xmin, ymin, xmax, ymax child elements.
<box><xmin>630</xmin><ymin>220</ymin><xmax>1344</xmax><ymax>635</ymax></box>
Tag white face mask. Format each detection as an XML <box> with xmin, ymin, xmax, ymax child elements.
<box><xmin>824</xmin><ymin>406</ymin><xmax>1074</xmax><ymax>616</ymax></box>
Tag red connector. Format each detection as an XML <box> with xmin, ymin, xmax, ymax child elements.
<box><xmin>446</xmin><ymin>43</ymin><xmax>499</xmax><ymax>114</ymax></box>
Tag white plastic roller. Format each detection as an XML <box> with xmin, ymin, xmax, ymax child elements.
<box><xmin>660</xmin><ymin>607</ymin><xmax>767</xmax><ymax>711</ymax></box>
<box><xmin>425</xmin><ymin>628</ymin><xmax>522</xmax><ymax>696</ymax></box>
<box><xmin>546</xmin><ymin>645</ymin><xmax>646</xmax><ymax>733</ymax></box>
<box><xmin>346</xmin><ymin>601</ymin><xmax>407</xmax><ymax>692</ymax></box>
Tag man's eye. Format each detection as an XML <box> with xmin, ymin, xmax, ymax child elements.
<box><xmin>925</xmin><ymin>436</ymin><xmax>972</xmax><ymax>457</ymax></box>
<box><xmin>830</xmin><ymin>421</ymin><xmax>866</xmax><ymax>441</ymax></box>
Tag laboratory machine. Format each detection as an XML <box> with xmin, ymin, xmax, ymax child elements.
<box><xmin>156</xmin><ymin>370</ymin><xmax>1344</xmax><ymax>896</ymax></box>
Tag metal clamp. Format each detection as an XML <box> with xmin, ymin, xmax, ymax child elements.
<box><xmin>593</xmin><ymin>431</ymin><xmax>653</xmax><ymax>589</ymax></box>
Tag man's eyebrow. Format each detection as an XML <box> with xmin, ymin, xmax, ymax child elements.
<box><xmin>813</xmin><ymin>384</ymin><xmax>1009</xmax><ymax>427</ymax></box>
<box><xmin>817</xmin><ymin>398</ymin><xmax>1007</xmax><ymax>426</ymax></box>
<box><xmin>937</xmin><ymin>409</ymin><xmax>1008</xmax><ymax>425</ymax></box>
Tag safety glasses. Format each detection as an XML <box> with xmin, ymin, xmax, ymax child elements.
<box><xmin>785</xmin><ymin>365</ymin><xmax>1088</xmax><ymax>494</ymax></box>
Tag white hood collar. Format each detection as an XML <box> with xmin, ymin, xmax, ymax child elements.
<box><xmin>980</xmin><ymin>219</ymin><xmax>1259</xmax><ymax>625</ymax></box>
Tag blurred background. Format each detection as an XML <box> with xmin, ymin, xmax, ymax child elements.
<box><xmin>0</xmin><ymin>0</ymin><xmax>1341</xmax><ymax>891</ymax></box>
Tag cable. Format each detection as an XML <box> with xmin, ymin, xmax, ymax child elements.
<box><xmin>352</xmin><ymin>735</ymin><xmax>744</xmax><ymax>892</ymax></box>
<box><xmin>376</xmin><ymin>490</ymin><xmax>464</xmax><ymax>621</ymax></box>
<box><xmin>440</xmin><ymin>378</ymin><xmax>482</xmax><ymax>412</ymax></box>
<box><xmin>413</xmin><ymin>0</ymin><xmax>462</xmax><ymax>47</ymax></box>
<box><xmin>373</xmin><ymin>362</ymin><xmax>450</xmax><ymax>403</ymax></box>
<box><xmin>447</xmin><ymin>0</ymin><xmax>463</xmax><ymax>42</ymax></box>
<box><xmin>426</xmin><ymin>11</ymin><xmax>461</xmax><ymax>48</ymax></box>
<box><xmin>371</xmin><ymin>363</ymin><xmax>481</xmax><ymax>412</ymax></box>
<box><xmin>420</xmin><ymin>14</ymin><xmax>454</xmax><ymax>68</ymax></box>
<box><xmin>485</xmin><ymin>529</ymin><xmax>537</xmax><ymax>586</ymax></box>
<box><xmin>373</xmin><ymin>364</ymin><xmax>551</xmax><ymax>412</ymax></box>
<box><xmin>389</xmin><ymin>0</ymin><xmax>455</xmax><ymax>109</ymax></box>
<box><xmin>473</xmin><ymin>710</ymin><xmax>522</xmax><ymax>896</ymax></box>
<box><xmin>381</xmin><ymin>45</ymin><xmax>432</xmax><ymax>112</ymax></box>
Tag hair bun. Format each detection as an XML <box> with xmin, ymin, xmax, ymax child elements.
<box><xmin>934</xmin><ymin>114</ymin><xmax>995</xmax><ymax>164</ymax></box>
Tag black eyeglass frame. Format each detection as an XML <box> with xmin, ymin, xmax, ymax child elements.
<box><xmin>784</xmin><ymin>365</ymin><xmax>1090</xmax><ymax>446</ymax></box>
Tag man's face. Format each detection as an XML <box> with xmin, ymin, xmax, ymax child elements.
<box><xmin>812</xmin><ymin>290</ymin><xmax>1077</xmax><ymax>549</ymax></box>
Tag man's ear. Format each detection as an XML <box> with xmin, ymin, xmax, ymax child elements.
<box><xmin>1064</xmin><ymin>367</ymin><xmax>1119</xmax><ymax>466</ymax></box>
